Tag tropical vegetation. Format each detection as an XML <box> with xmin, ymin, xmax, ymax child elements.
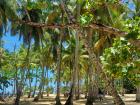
<box><xmin>0</xmin><ymin>0</ymin><xmax>140</xmax><ymax>105</ymax></box>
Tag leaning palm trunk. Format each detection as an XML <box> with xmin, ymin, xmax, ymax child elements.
<box><xmin>84</xmin><ymin>29</ymin><xmax>125</xmax><ymax>105</ymax></box>
<box><xmin>94</xmin><ymin>46</ymin><xmax>125</xmax><ymax>105</ymax></box>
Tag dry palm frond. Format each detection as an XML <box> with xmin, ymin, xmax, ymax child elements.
<box><xmin>94</xmin><ymin>36</ymin><xmax>107</xmax><ymax>54</ymax></box>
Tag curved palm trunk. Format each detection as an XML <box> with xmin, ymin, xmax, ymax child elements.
<box><xmin>84</xmin><ymin>29</ymin><xmax>125</xmax><ymax>105</ymax></box>
<box><xmin>94</xmin><ymin>53</ymin><xmax>125</xmax><ymax>105</ymax></box>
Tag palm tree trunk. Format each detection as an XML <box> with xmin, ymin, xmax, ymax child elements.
<box><xmin>86</xmin><ymin>82</ymin><xmax>94</xmax><ymax>105</ymax></box>
<box><xmin>15</xmin><ymin>86</ymin><xmax>22</xmax><ymax>105</ymax></box>
<box><xmin>85</xmin><ymin>69</ymin><xmax>89</xmax><ymax>99</ymax></box>
<box><xmin>46</xmin><ymin>67</ymin><xmax>49</xmax><ymax>97</ymax></box>
<box><xmin>32</xmin><ymin>68</ymin><xmax>38</xmax><ymax>98</ymax></box>
<box><xmin>14</xmin><ymin>66</ymin><xmax>19</xmax><ymax>105</ymax></box>
<box><xmin>94</xmin><ymin>55</ymin><xmax>125</xmax><ymax>105</ymax></box>
<box><xmin>83</xmin><ymin>28</ymin><xmax>125</xmax><ymax>105</ymax></box>
<box><xmin>27</xmin><ymin>68</ymin><xmax>32</xmax><ymax>98</ymax></box>
<box><xmin>121</xmin><ymin>79</ymin><xmax>124</xmax><ymax>96</ymax></box>
<box><xmin>13</xmin><ymin>79</ymin><xmax>16</xmax><ymax>96</ymax></box>
<box><xmin>65</xmin><ymin>1</ymin><xmax>81</xmax><ymax>104</ymax></box>
<box><xmin>55</xmin><ymin>32</ymin><xmax>62</xmax><ymax>105</ymax></box>
<box><xmin>76</xmin><ymin>73</ymin><xmax>80</xmax><ymax>100</ymax></box>
<box><xmin>33</xmin><ymin>66</ymin><xmax>44</xmax><ymax>102</ymax></box>
<box><xmin>0</xmin><ymin>37</ymin><xmax>2</xmax><ymax>71</ymax></box>
<box><xmin>85</xmin><ymin>29</ymin><xmax>94</xmax><ymax>105</ymax></box>
<box><xmin>28</xmin><ymin>77</ymin><xmax>32</xmax><ymax>98</ymax></box>
<box><xmin>136</xmin><ymin>85</ymin><xmax>140</xmax><ymax>102</ymax></box>
<box><xmin>86</xmin><ymin>68</ymin><xmax>94</xmax><ymax>105</ymax></box>
<box><xmin>2</xmin><ymin>82</ymin><xmax>5</xmax><ymax>98</ymax></box>
<box><xmin>65</xmin><ymin>30</ymin><xmax>79</xmax><ymax>105</ymax></box>
<box><xmin>41</xmin><ymin>69</ymin><xmax>47</xmax><ymax>98</ymax></box>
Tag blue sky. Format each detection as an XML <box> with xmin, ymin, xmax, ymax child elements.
<box><xmin>2</xmin><ymin>32</ymin><xmax>22</xmax><ymax>51</ymax></box>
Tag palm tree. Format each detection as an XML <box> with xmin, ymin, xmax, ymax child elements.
<box><xmin>14</xmin><ymin>45</ymin><xmax>27</xmax><ymax>105</ymax></box>
<box><xmin>0</xmin><ymin>0</ymin><xmax>18</xmax><ymax>37</ymax></box>
<box><xmin>83</xmin><ymin>30</ymin><xmax>125</xmax><ymax>105</ymax></box>
<box><xmin>59</xmin><ymin>0</ymin><xmax>83</xmax><ymax>104</ymax></box>
<box><xmin>84</xmin><ymin>1</ymin><xmax>127</xmax><ymax>104</ymax></box>
<box><xmin>62</xmin><ymin>32</ymin><xmax>88</xmax><ymax>99</ymax></box>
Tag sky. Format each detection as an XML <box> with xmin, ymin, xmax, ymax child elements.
<box><xmin>2</xmin><ymin>32</ymin><xmax>22</xmax><ymax>51</ymax></box>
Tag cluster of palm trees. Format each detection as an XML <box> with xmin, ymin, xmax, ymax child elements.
<box><xmin>0</xmin><ymin>0</ymin><xmax>140</xmax><ymax>105</ymax></box>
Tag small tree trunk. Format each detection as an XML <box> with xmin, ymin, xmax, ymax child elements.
<box><xmin>65</xmin><ymin>85</ymin><xmax>73</xmax><ymax>105</ymax></box>
<box><xmin>75</xmin><ymin>74</ymin><xmax>80</xmax><ymax>100</ymax></box>
<box><xmin>121</xmin><ymin>79</ymin><xmax>124</xmax><ymax>96</ymax></box>
<box><xmin>13</xmin><ymin>80</ymin><xmax>16</xmax><ymax>95</ymax></box>
<box><xmin>55</xmin><ymin>33</ymin><xmax>62</xmax><ymax>105</ymax></box>
<box><xmin>46</xmin><ymin>67</ymin><xmax>49</xmax><ymax>97</ymax></box>
<box><xmin>14</xmin><ymin>86</ymin><xmax>22</xmax><ymax>105</ymax></box>
<box><xmin>136</xmin><ymin>86</ymin><xmax>140</xmax><ymax>102</ymax></box>
<box><xmin>27</xmin><ymin>68</ymin><xmax>32</xmax><ymax>98</ymax></box>
<box><xmin>14</xmin><ymin>67</ymin><xmax>21</xmax><ymax>105</ymax></box>
<box><xmin>2</xmin><ymin>83</ymin><xmax>5</xmax><ymax>98</ymax></box>
<box><xmin>28</xmin><ymin>78</ymin><xmax>32</xmax><ymax>98</ymax></box>
<box><xmin>33</xmin><ymin>65</ymin><xmax>44</xmax><ymax>101</ymax></box>
<box><xmin>32</xmin><ymin>69</ymin><xmax>38</xmax><ymax>98</ymax></box>
<box><xmin>85</xmin><ymin>70</ymin><xmax>89</xmax><ymax>99</ymax></box>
